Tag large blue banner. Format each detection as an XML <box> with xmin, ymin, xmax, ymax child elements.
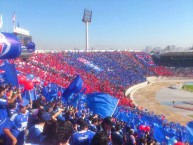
<box><xmin>86</xmin><ymin>92</ymin><xmax>119</xmax><ymax>118</ymax></box>
<box><xmin>0</xmin><ymin>32</ymin><xmax>21</xmax><ymax>59</ymax></box>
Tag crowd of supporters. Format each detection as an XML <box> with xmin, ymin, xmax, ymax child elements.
<box><xmin>0</xmin><ymin>84</ymin><xmax>190</xmax><ymax>145</ymax></box>
<box><xmin>152</xmin><ymin>56</ymin><xmax>193</xmax><ymax>77</ymax></box>
<box><xmin>15</xmin><ymin>51</ymin><xmax>175</xmax><ymax>105</ymax></box>
<box><xmin>0</xmin><ymin>51</ymin><xmax>192</xmax><ymax>145</ymax></box>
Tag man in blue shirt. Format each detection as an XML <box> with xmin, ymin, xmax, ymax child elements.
<box><xmin>4</xmin><ymin>99</ymin><xmax>29</xmax><ymax>145</ymax></box>
<box><xmin>0</xmin><ymin>86</ymin><xmax>22</xmax><ymax>144</ymax></box>
<box><xmin>72</xmin><ymin>120</ymin><xmax>95</xmax><ymax>145</ymax></box>
<box><xmin>27</xmin><ymin>109</ymin><xmax>51</xmax><ymax>144</ymax></box>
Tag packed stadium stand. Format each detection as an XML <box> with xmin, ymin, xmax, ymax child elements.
<box><xmin>1</xmin><ymin>50</ymin><xmax>193</xmax><ymax>145</ymax></box>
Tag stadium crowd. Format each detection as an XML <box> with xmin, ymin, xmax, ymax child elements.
<box><xmin>0</xmin><ymin>84</ymin><xmax>190</xmax><ymax>145</ymax></box>
<box><xmin>0</xmin><ymin>51</ymin><xmax>192</xmax><ymax>145</ymax></box>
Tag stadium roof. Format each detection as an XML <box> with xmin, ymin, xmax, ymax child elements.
<box><xmin>160</xmin><ymin>51</ymin><xmax>193</xmax><ymax>57</ymax></box>
<box><xmin>153</xmin><ymin>50</ymin><xmax>193</xmax><ymax>57</ymax></box>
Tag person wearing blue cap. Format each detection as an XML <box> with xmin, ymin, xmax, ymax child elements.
<box><xmin>3</xmin><ymin>99</ymin><xmax>30</xmax><ymax>145</ymax></box>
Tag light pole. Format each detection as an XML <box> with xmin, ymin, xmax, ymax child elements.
<box><xmin>82</xmin><ymin>9</ymin><xmax>92</xmax><ymax>51</ymax></box>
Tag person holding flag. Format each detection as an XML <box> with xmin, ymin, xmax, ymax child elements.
<box><xmin>0</xmin><ymin>86</ymin><xmax>22</xmax><ymax>144</ymax></box>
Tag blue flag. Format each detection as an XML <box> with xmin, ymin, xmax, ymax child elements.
<box><xmin>41</xmin><ymin>86</ymin><xmax>55</xmax><ymax>102</ymax></box>
<box><xmin>0</xmin><ymin>60</ymin><xmax>18</xmax><ymax>87</ymax></box>
<box><xmin>22</xmin><ymin>89</ymin><xmax>36</xmax><ymax>101</ymax></box>
<box><xmin>86</xmin><ymin>92</ymin><xmax>119</xmax><ymax>118</ymax></box>
<box><xmin>62</xmin><ymin>74</ymin><xmax>83</xmax><ymax>101</ymax></box>
<box><xmin>153</xmin><ymin>124</ymin><xmax>167</xmax><ymax>143</ymax></box>
<box><xmin>142</xmin><ymin>114</ymin><xmax>152</xmax><ymax>125</ymax></box>
<box><xmin>186</xmin><ymin>121</ymin><xmax>193</xmax><ymax>143</ymax></box>
<box><xmin>41</xmin><ymin>84</ymin><xmax>58</xmax><ymax>102</ymax></box>
<box><xmin>116</xmin><ymin>111</ymin><xmax>129</xmax><ymax>122</ymax></box>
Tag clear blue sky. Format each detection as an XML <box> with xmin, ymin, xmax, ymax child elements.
<box><xmin>0</xmin><ymin>0</ymin><xmax>193</xmax><ymax>50</ymax></box>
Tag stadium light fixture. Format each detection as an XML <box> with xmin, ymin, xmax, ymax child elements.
<box><xmin>82</xmin><ymin>9</ymin><xmax>92</xmax><ymax>51</ymax></box>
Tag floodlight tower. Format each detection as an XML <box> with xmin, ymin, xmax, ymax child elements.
<box><xmin>82</xmin><ymin>9</ymin><xmax>92</xmax><ymax>51</ymax></box>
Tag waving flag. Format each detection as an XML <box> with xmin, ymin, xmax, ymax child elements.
<box><xmin>0</xmin><ymin>14</ymin><xmax>2</xmax><ymax>28</ymax></box>
<box><xmin>186</xmin><ymin>121</ymin><xmax>193</xmax><ymax>143</ymax></box>
<box><xmin>86</xmin><ymin>92</ymin><xmax>119</xmax><ymax>118</ymax></box>
<box><xmin>68</xmin><ymin>75</ymin><xmax>83</xmax><ymax>92</ymax></box>
<box><xmin>153</xmin><ymin>123</ymin><xmax>167</xmax><ymax>143</ymax></box>
<box><xmin>116</xmin><ymin>111</ymin><xmax>129</xmax><ymax>122</ymax></box>
<box><xmin>41</xmin><ymin>86</ymin><xmax>50</xmax><ymax>101</ymax></box>
<box><xmin>41</xmin><ymin>84</ymin><xmax>58</xmax><ymax>102</ymax></box>
<box><xmin>22</xmin><ymin>89</ymin><xmax>37</xmax><ymax>101</ymax></box>
<box><xmin>62</xmin><ymin>74</ymin><xmax>83</xmax><ymax>101</ymax></box>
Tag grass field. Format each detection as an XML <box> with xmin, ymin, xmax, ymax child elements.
<box><xmin>188</xmin><ymin>115</ymin><xmax>193</xmax><ymax>118</ymax></box>
<box><xmin>183</xmin><ymin>84</ymin><xmax>193</xmax><ymax>92</ymax></box>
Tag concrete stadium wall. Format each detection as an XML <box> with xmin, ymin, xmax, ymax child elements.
<box><xmin>125</xmin><ymin>81</ymin><xmax>148</xmax><ymax>106</ymax></box>
<box><xmin>125</xmin><ymin>76</ymin><xmax>159</xmax><ymax>97</ymax></box>
<box><xmin>125</xmin><ymin>82</ymin><xmax>148</xmax><ymax>97</ymax></box>
<box><xmin>146</xmin><ymin>76</ymin><xmax>158</xmax><ymax>83</ymax></box>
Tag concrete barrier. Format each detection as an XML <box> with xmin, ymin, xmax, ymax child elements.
<box><xmin>125</xmin><ymin>81</ymin><xmax>148</xmax><ymax>97</ymax></box>
<box><xmin>146</xmin><ymin>77</ymin><xmax>158</xmax><ymax>83</ymax></box>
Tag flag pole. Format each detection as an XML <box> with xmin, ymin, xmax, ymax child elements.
<box><xmin>0</xmin><ymin>14</ymin><xmax>2</xmax><ymax>32</ymax></box>
<box><xmin>12</xmin><ymin>11</ymin><xmax>16</xmax><ymax>32</ymax></box>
